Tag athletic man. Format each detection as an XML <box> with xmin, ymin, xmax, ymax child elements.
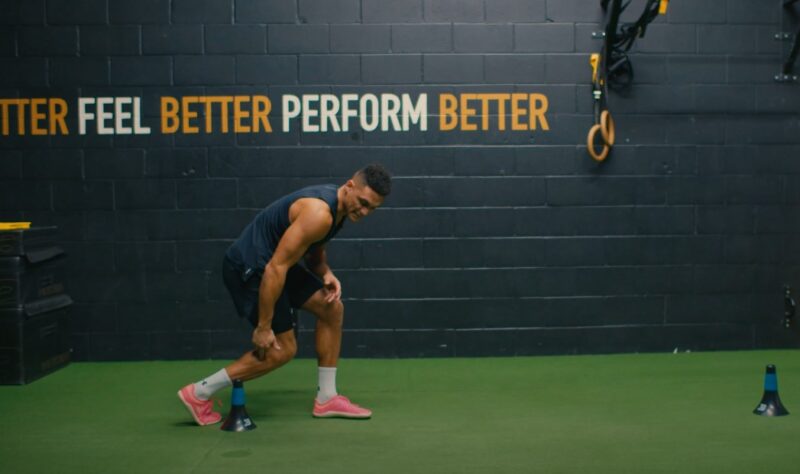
<box><xmin>178</xmin><ymin>164</ymin><xmax>391</xmax><ymax>425</ymax></box>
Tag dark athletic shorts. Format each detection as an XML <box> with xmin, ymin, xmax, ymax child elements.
<box><xmin>222</xmin><ymin>256</ymin><xmax>323</xmax><ymax>334</ymax></box>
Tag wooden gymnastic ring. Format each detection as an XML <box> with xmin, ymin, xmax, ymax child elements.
<box><xmin>600</xmin><ymin>110</ymin><xmax>615</xmax><ymax>146</ymax></box>
<box><xmin>587</xmin><ymin>123</ymin><xmax>610</xmax><ymax>162</ymax></box>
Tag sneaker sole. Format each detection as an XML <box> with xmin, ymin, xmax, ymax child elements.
<box><xmin>177</xmin><ymin>389</ymin><xmax>221</xmax><ymax>426</ymax></box>
<box><xmin>312</xmin><ymin>411</ymin><xmax>372</xmax><ymax>419</ymax></box>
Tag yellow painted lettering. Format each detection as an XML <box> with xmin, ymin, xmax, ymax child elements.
<box><xmin>160</xmin><ymin>96</ymin><xmax>179</xmax><ymax>133</ymax></box>
<box><xmin>439</xmin><ymin>94</ymin><xmax>458</xmax><ymax>131</ymax></box>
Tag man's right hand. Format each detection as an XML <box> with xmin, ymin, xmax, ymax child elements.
<box><xmin>252</xmin><ymin>325</ymin><xmax>281</xmax><ymax>360</ymax></box>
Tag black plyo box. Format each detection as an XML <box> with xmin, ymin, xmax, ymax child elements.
<box><xmin>0</xmin><ymin>227</ymin><xmax>58</xmax><ymax>257</ymax></box>
<box><xmin>0</xmin><ymin>294</ymin><xmax>74</xmax><ymax>322</ymax></box>
<box><xmin>0</xmin><ymin>249</ymin><xmax>67</xmax><ymax>309</ymax></box>
<box><xmin>0</xmin><ymin>306</ymin><xmax>72</xmax><ymax>385</ymax></box>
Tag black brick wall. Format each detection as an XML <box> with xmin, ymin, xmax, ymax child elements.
<box><xmin>2</xmin><ymin>0</ymin><xmax>800</xmax><ymax>361</ymax></box>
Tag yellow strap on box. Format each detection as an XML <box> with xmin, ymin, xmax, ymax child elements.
<box><xmin>589</xmin><ymin>53</ymin><xmax>600</xmax><ymax>83</ymax></box>
<box><xmin>659</xmin><ymin>0</ymin><xmax>669</xmax><ymax>15</ymax></box>
<box><xmin>0</xmin><ymin>222</ymin><xmax>32</xmax><ymax>230</ymax></box>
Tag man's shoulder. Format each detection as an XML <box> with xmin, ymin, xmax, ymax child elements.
<box><xmin>291</xmin><ymin>197</ymin><xmax>334</xmax><ymax>226</ymax></box>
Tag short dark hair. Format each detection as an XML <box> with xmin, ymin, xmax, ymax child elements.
<box><xmin>357</xmin><ymin>163</ymin><xmax>391</xmax><ymax>196</ymax></box>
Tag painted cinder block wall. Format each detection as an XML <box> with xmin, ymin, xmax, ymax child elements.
<box><xmin>2</xmin><ymin>0</ymin><xmax>799</xmax><ymax>360</ymax></box>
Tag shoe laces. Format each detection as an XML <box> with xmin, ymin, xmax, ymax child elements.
<box><xmin>199</xmin><ymin>398</ymin><xmax>221</xmax><ymax>416</ymax></box>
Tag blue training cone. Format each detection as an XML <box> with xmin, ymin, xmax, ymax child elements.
<box><xmin>753</xmin><ymin>365</ymin><xmax>789</xmax><ymax>416</ymax></box>
<box><xmin>221</xmin><ymin>379</ymin><xmax>257</xmax><ymax>431</ymax></box>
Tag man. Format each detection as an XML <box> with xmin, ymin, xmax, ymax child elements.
<box><xmin>178</xmin><ymin>164</ymin><xmax>391</xmax><ymax>425</ymax></box>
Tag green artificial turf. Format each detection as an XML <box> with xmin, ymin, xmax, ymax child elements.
<box><xmin>1</xmin><ymin>351</ymin><xmax>799</xmax><ymax>474</ymax></box>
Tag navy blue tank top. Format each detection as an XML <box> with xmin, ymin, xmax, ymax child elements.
<box><xmin>225</xmin><ymin>184</ymin><xmax>344</xmax><ymax>275</ymax></box>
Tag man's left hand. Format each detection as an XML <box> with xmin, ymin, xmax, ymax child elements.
<box><xmin>322</xmin><ymin>273</ymin><xmax>342</xmax><ymax>303</ymax></box>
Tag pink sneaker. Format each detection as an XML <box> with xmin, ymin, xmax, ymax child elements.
<box><xmin>177</xmin><ymin>384</ymin><xmax>222</xmax><ymax>426</ymax></box>
<box><xmin>313</xmin><ymin>395</ymin><xmax>372</xmax><ymax>419</ymax></box>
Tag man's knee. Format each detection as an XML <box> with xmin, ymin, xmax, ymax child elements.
<box><xmin>305</xmin><ymin>290</ymin><xmax>344</xmax><ymax>325</ymax></box>
<box><xmin>276</xmin><ymin>344</ymin><xmax>297</xmax><ymax>365</ymax></box>
<box><xmin>272</xmin><ymin>333</ymin><xmax>298</xmax><ymax>365</ymax></box>
<box><xmin>286</xmin><ymin>336</ymin><xmax>298</xmax><ymax>358</ymax></box>
<box><xmin>322</xmin><ymin>299</ymin><xmax>344</xmax><ymax>325</ymax></box>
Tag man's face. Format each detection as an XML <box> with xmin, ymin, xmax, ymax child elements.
<box><xmin>346</xmin><ymin>181</ymin><xmax>384</xmax><ymax>222</ymax></box>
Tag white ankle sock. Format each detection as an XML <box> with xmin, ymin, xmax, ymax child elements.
<box><xmin>194</xmin><ymin>368</ymin><xmax>232</xmax><ymax>400</ymax></box>
<box><xmin>317</xmin><ymin>367</ymin><xmax>338</xmax><ymax>403</ymax></box>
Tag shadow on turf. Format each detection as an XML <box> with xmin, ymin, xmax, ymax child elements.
<box><xmin>172</xmin><ymin>421</ymin><xmax>200</xmax><ymax>428</ymax></box>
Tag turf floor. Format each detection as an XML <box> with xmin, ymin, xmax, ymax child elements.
<box><xmin>1</xmin><ymin>350</ymin><xmax>799</xmax><ymax>474</ymax></box>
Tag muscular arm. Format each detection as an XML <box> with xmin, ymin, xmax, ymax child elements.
<box><xmin>305</xmin><ymin>245</ymin><xmax>331</xmax><ymax>278</ymax></box>
<box><xmin>256</xmin><ymin>200</ymin><xmax>332</xmax><ymax>332</ymax></box>
<box><xmin>305</xmin><ymin>245</ymin><xmax>342</xmax><ymax>303</ymax></box>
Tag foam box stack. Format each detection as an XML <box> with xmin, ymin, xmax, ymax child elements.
<box><xmin>0</xmin><ymin>227</ymin><xmax>72</xmax><ymax>384</ymax></box>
